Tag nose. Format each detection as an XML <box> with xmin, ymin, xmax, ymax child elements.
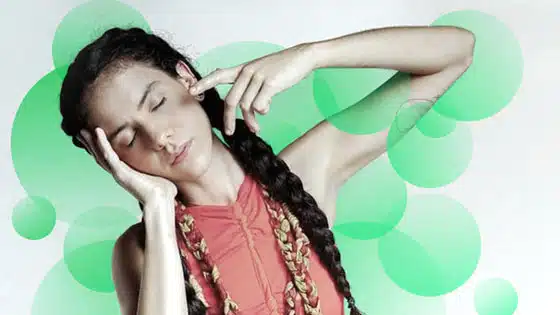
<box><xmin>145</xmin><ymin>124</ymin><xmax>173</xmax><ymax>151</ymax></box>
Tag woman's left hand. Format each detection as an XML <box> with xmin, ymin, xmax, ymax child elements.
<box><xmin>189</xmin><ymin>43</ymin><xmax>317</xmax><ymax>135</ymax></box>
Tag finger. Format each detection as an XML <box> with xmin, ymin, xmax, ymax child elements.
<box><xmin>252</xmin><ymin>84</ymin><xmax>274</xmax><ymax>114</ymax></box>
<box><xmin>224</xmin><ymin>67</ymin><xmax>255</xmax><ymax>111</ymax></box>
<box><xmin>190</xmin><ymin>66</ymin><xmax>241</xmax><ymax>95</ymax></box>
<box><xmin>94</xmin><ymin>128</ymin><xmax>124</xmax><ymax>176</ymax></box>
<box><xmin>239</xmin><ymin>75</ymin><xmax>264</xmax><ymax>112</ymax></box>
<box><xmin>81</xmin><ymin>130</ymin><xmax>110</xmax><ymax>172</ymax></box>
<box><xmin>76</xmin><ymin>134</ymin><xmax>92</xmax><ymax>155</ymax></box>
<box><xmin>242</xmin><ymin>108</ymin><xmax>260</xmax><ymax>133</ymax></box>
<box><xmin>223</xmin><ymin>100</ymin><xmax>237</xmax><ymax>136</ymax></box>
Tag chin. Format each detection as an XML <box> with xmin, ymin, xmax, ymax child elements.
<box><xmin>174</xmin><ymin>141</ymin><xmax>212</xmax><ymax>181</ymax></box>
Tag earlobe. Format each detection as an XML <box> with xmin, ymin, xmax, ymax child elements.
<box><xmin>194</xmin><ymin>92</ymin><xmax>205</xmax><ymax>101</ymax></box>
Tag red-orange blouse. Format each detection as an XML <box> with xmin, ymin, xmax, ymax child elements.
<box><xmin>174</xmin><ymin>174</ymin><xmax>344</xmax><ymax>314</ymax></box>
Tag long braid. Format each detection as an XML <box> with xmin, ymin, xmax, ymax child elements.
<box><xmin>176</xmin><ymin>204</ymin><xmax>239</xmax><ymax>314</ymax></box>
<box><xmin>263</xmin><ymin>192</ymin><xmax>321</xmax><ymax>315</ymax></box>
<box><xmin>226</xmin><ymin>122</ymin><xmax>362</xmax><ymax>315</ymax></box>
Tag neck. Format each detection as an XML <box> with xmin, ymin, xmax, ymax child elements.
<box><xmin>175</xmin><ymin>133</ymin><xmax>246</xmax><ymax>207</ymax></box>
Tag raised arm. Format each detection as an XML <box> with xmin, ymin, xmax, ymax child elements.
<box><xmin>280</xmin><ymin>25</ymin><xmax>475</xmax><ymax>222</ymax></box>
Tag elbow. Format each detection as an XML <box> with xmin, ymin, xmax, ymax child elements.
<box><xmin>456</xmin><ymin>27</ymin><xmax>476</xmax><ymax>63</ymax></box>
<box><xmin>452</xmin><ymin>27</ymin><xmax>476</xmax><ymax>68</ymax></box>
<box><xmin>465</xmin><ymin>30</ymin><xmax>476</xmax><ymax>61</ymax></box>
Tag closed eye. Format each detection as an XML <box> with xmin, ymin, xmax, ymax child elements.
<box><xmin>151</xmin><ymin>97</ymin><xmax>166</xmax><ymax>112</ymax></box>
<box><xmin>127</xmin><ymin>97</ymin><xmax>166</xmax><ymax>148</ymax></box>
<box><xmin>127</xmin><ymin>133</ymin><xmax>136</xmax><ymax>147</ymax></box>
<box><xmin>126</xmin><ymin>97</ymin><xmax>166</xmax><ymax>147</ymax></box>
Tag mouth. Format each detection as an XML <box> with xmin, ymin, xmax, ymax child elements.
<box><xmin>171</xmin><ymin>139</ymin><xmax>193</xmax><ymax>166</ymax></box>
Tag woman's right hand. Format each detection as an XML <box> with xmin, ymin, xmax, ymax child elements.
<box><xmin>77</xmin><ymin>127</ymin><xmax>178</xmax><ymax>208</ymax></box>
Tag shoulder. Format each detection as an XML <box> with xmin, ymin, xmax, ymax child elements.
<box><xmin>114</xmin><ymin>222</ymin><xmax>144</xmax><ymax>256</ymax></box>
<box><xmin>113</xmin><ymin>222</ymin><xmax>145</xmax><ymax>273</ymax></box>
<box><xmin>112</xmin><ymin>222</ymin><xmax>145</xmax><ymax>314</ymax></box>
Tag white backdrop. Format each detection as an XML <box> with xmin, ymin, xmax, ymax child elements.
<box><xmin>1</xmin><ymin>0</ymin><xmax>558</xmax><ymax>314</ymax></box>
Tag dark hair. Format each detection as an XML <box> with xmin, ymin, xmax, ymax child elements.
<box><xmin>59</xmin><ymin>27</ymin><xmax>361</xmax><ymax>315</ymax></box>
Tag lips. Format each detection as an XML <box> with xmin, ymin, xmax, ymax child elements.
<box><xmin>171</xmin><ymin>139</ymin><xmax>192</xmax><ymax>166</ymax></box>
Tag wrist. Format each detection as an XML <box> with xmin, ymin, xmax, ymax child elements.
<box><xmin>304</xmin><ymin>40</ymin><xmax>331</xmax><ymax>70</ymax></box>
<box><xmin>142</xmin><ymin>197</ymin><xmax>176</xmax><ymax>228</ymax></box>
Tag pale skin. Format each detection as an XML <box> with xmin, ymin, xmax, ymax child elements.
<box><xmin>79</xmin><ymin>25</ymin><xmax>474</xmax><ymax>314</ymax></box>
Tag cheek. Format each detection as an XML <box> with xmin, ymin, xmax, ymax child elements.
<box><xmin>119</xmin><ymin>149</ymin><xmax>157</xmax><ymax>173</ymax></box>
<box><xmin>177</xmin><ymin>104</ymin><xmax>213</xmax><ymax>136</ymax></box>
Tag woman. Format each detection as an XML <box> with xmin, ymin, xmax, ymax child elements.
<box><xmin>59</xmin><ymin>25</ymin><xmax>474</xmax><ymax>315</ymax></box>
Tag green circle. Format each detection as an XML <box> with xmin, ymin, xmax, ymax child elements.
<box><xmin>392</xmin><ymin>99</ymin><xmax>456</xmax><ymax>138</ymax></box>
<box><xmin>431</xmin><ymin>10</ymin><xmax>524</xmax><ymax>121</ymax></box>
<box><xmin>258</xmin><ymin>120</ymin><xmax>307</xmax><ymax>154</ymax></box>
<box><xmin>313</xmin><ymin>69</ymin><xmax>410</xmax><ymax>134</ymax></box>
<box><xmin>52</xmin><ymin>0</ymin><xmax>151</xmax><ymax>75</ymax></box>
<box><xmin>11</xmin><ymin>196</ymin><xmax>56</xmax><ymax>240</ymax></box>
<box><xmin>11</xmin><ymin>67</ymin><xmax>139</xmax><ymax>223</ymax></box>
<box><xmin>415</xmin><ymin>106</ymin><xmax>457</xmax><ymax>138</ymax></box>
<box><xmin>378</xmin><ymin>194</ymin><xmax>481</xmax><ymax>296</ymax></box>
<box><xmin>31</xmin><ymin>260</ymin><xmax>120</xmax><ymax>315</ymax></box>
<box><xmin>387</xmin><ymin>106</ymin><xmax>473</xmax><ymax>188</ymax></box>
<box><xmin>333</xmin><ymin>156</ymin><xmax>407</xmax><ymax>239</ymax></box>
<box><xmin>474</xmin><ymin>278</ymin><xmax>518</xmax><ymax>315</ymax></box>
<box><xmin>64</xmin><ymin>206</ymin><xmax>137</xmax><ymax>292</ymax></box>
<box><xmin>194</xmin><ymin>41</ymin><xmax>323</xmax><ymax>153</ymax></box>
<box><xmin>334</xmin><ymin>232</ymin><xmax>446</xmax><ymax>314</ymax></box>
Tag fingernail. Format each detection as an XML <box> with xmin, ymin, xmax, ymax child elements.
<box><xmin>189</xmin><ymin>87</ymin><xmax>198</xmax><ymax>94</ymax></box>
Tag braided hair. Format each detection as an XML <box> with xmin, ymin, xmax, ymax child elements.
<box><xmin>59</xmin><ymin>27</ymin><xmax>361</xmax><ymax>315</ymax></box>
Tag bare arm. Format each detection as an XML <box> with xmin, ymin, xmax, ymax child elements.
<box><xmin>79</xmin><ymin>123</ymin><xmax>189</xmax><ymax>314</ymax></box>
<box><xmin>112</xmin><ymin>198</ymin><xmax>189</xmax><ymax>315</ymax></box>
<box><xmin>280</xmin><ymin>26</ymin><xmax>474</xmax><ymax>222</ymax></box>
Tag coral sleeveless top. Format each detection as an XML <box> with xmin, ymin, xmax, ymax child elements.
<box><xmin>173</xmin><ymin>174</ymin><xmax>344</xmax><ymax>314</ymax></box>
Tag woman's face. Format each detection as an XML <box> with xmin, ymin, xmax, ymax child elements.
<box><xmin>86</xmin><ymin>61</ymin><xmax>214</xmax><ymax>182</ymax></box>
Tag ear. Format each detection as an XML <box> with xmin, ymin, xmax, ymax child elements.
<box><xmin>175</xmin><ymin>60</ymin><xmax>197</xmax><ymax>87</ymax></box>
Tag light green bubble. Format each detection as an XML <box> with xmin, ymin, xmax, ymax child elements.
<box><xmin>194</xmin><ymin>41</ymin><xmax>323</xmax><ymax>153</ymax></box>
<box><xmin>11</xmin><ymin>196</ymin><xmax>56</xmax><ymax>240</ymax></box>
<box><xmin>31</xmin><ymin>260</ymin><xmax>120</xmax><ymax>315</ymax></box>
<box><xmin>11</xmin><ymin>67</ymin><xmax>139</xmax><ymax>223</ymax></box>
<box><xmin>475</xmin><ymin>278</ymin><xmax>518</xmax><ymax>315</ymax></box>
<box><xmin>378</xmin><ymin>194</ymin><xmax>481</xmax><ymax>296</ymax></box>
<box><xmin>258</xmin><ymin>120</ymin><xmax>306</xmax><ymax>154</ymax></box>
<box><xmin>391</xmin><ymin>99</ymin><xmax>455</xmax><ymax>138</ymax></box>
<box><xmin>415</xmin><ymin>106</ymin><xmax>457</xmax><ymax>138</ymax></box>
<box><xmin>334</xmin><ymin>232</ymin><xmax>446</xmax><ymax>315</ymax></box>
<box><xmin>313</xmin><ymin>69</ymin><xmax>410</xmax><ymax>134</ymax></box>
<box><xmin>387</xmin><ymin>106</ymin><xmax>473</xmax><ymax>188</ymax></box>
<box><xmin>333</xmin><ymin>156</ymin><xmax>407</xmax><ymax>239</ymax></box>
<box><xmin>431</xmin><ymin>10</ymin><xmax>523</xmax><ymax>121</ymax></box>
<box><xmin>52</xmin><ymin>0</ymin><xmax>150</xmax><ymax>75</ymax></box>
<box><xmin>64</xmin><ymin>206</ymin><xmax>137</xmax><ymax>292</ymax></box>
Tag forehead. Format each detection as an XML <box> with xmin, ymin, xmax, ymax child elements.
<box><xmin>87</xmin><ymin>63</ymin><xmax>167</xmax><ymax>126</ymax></box>
<box><xmin>95</xmin><ymin>63</ymin><xmax>165</xmax><ymax>104</ymax></box>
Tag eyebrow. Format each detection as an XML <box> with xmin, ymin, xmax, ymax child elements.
<box><xmin>107</xmin><ymin>80</ymin><xmax>160</xmax><ymax>143</ymax></box>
